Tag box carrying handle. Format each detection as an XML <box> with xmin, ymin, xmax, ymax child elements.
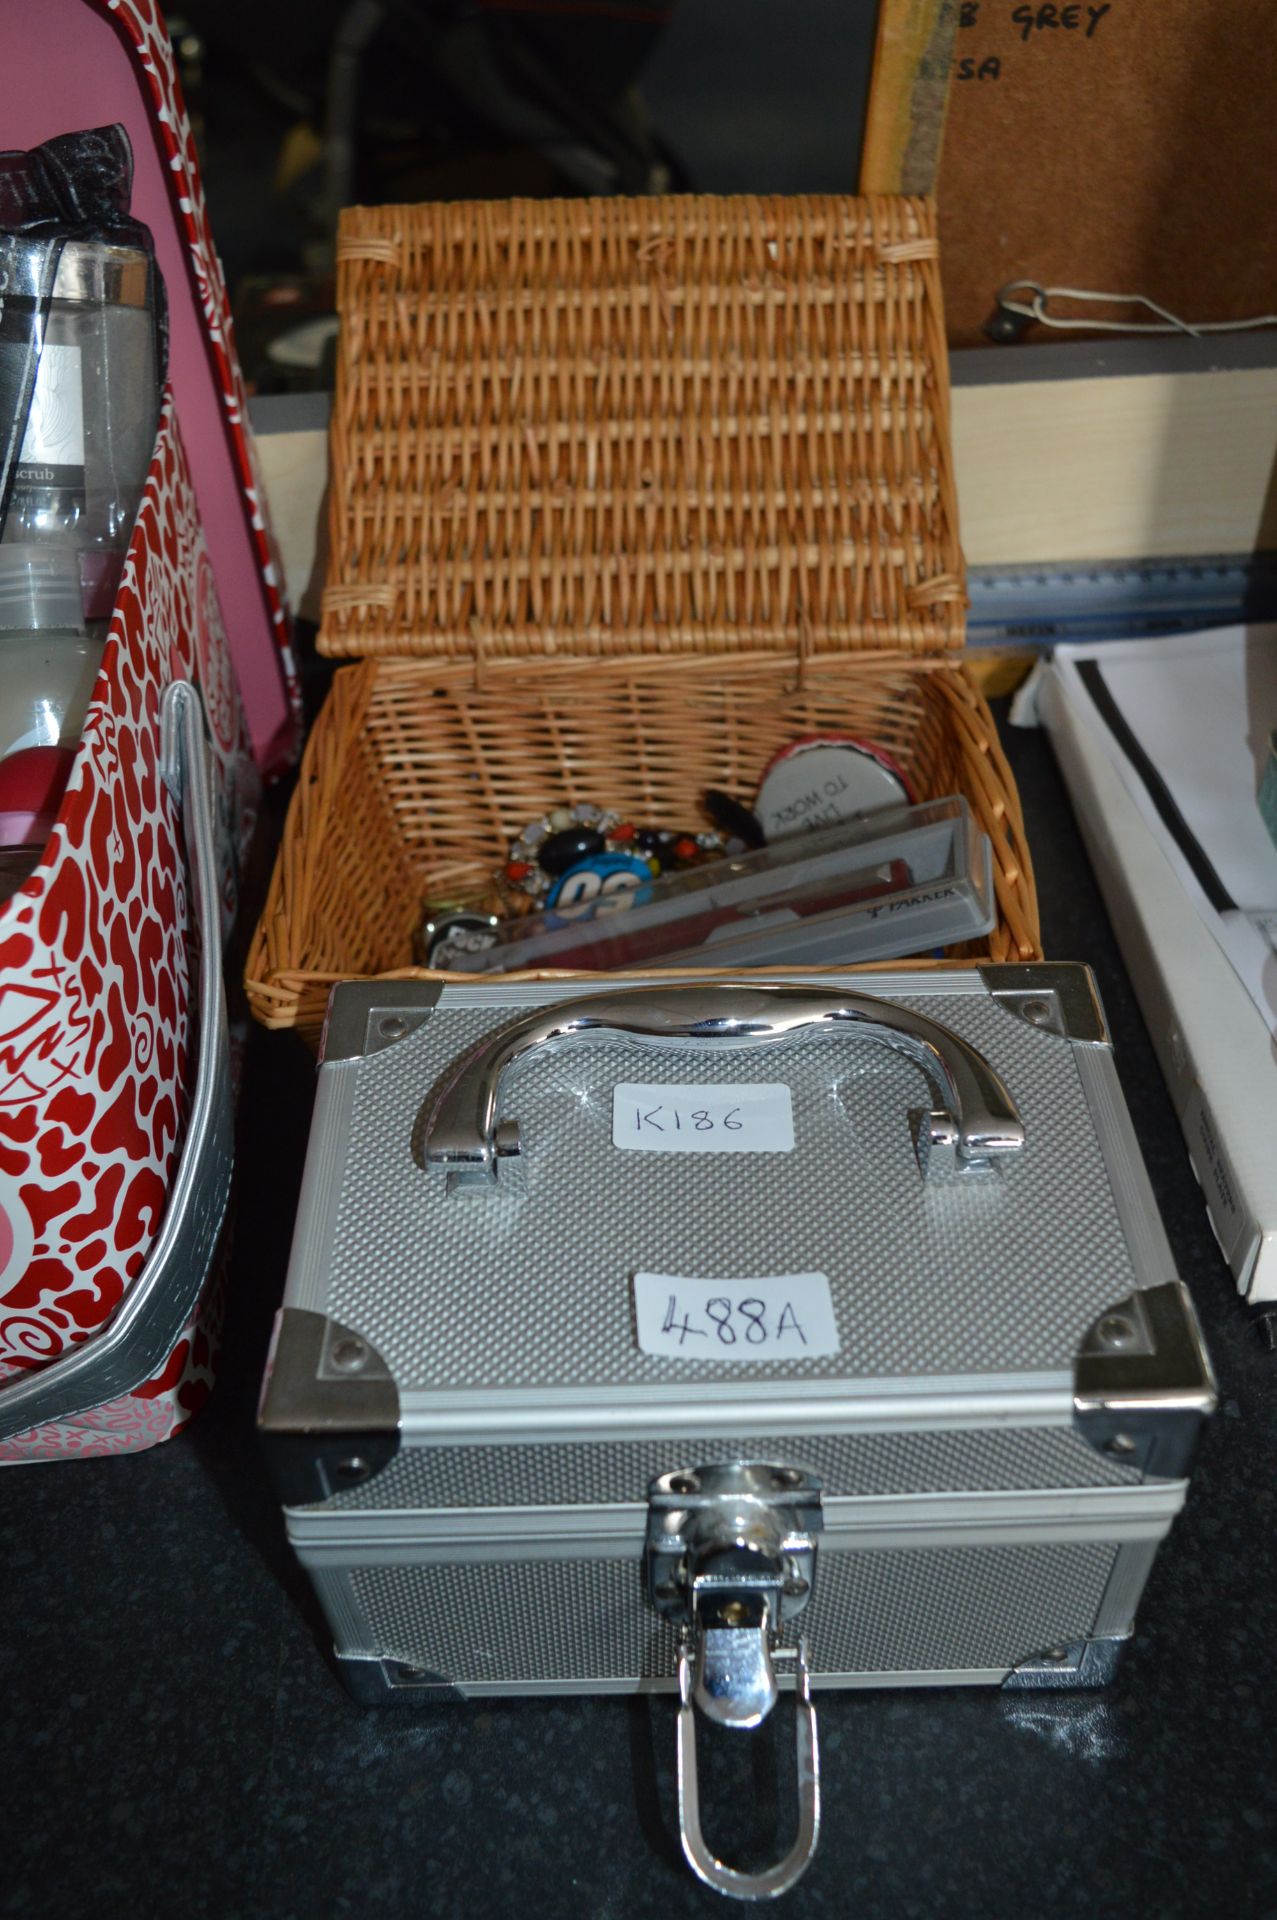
<box><xmin>0</xmin><ymin>681</ymin><xmax>233</xmax><ymax>1443</ymax></box>
<box><xmin>423</xmin><ymin>982</ymin><xmax>1025</xmax><ymax>1191</ymax></box>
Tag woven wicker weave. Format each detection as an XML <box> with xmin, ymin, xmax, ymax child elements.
<box><xmin>320</xmin><ymin>194</ymin><xmax>964</xmax><ymax>664</ymax></box>
<box><xmin>246</xmin><ymin>654</ymin><xmax>1040</xmax><ymax>1041</ymax></box>
<box><xmin>248</xmin><ymin>191</ymin><xmax>1040</xmax><ymax>1041</ymax></box>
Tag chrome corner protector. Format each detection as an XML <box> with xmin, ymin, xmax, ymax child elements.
<box><xmin>1073</xmin><ymin>1281</ymin><xmax>1217</xmax><ymax>1479</ymax></box>
<box><xmin>1002</xmin><ymin>1634</ymin><xmax>1128</xmax><ymax>1691</ymax></box>
<box><xmin>981</xmin><ymin>963</ymin><xmax>1110</xmax><ymax>1045</ymax></box>
<box><xmin>320</xmin><ymin>979</ymin><xmax>445</xmax><ymax>1065</ymax></box>
<box><xmin>336</xmin><ymin>1652</ymin><xmax>465</xmax><ymax>1708</ymax></box>
<box><xmin>257</xmin><ymin>1307</ymin><xmax>400</xmax><ymax>1504</ymax></box>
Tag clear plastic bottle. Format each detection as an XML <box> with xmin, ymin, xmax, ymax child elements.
<box><xmin>4</xmin><ymin>240</ymin><xmax>160</xmax><ymax>625</ymax></box>
<box><xmin>0</xmin><ymin>546</ymin><xmax>101</xmax><ymax>760</ymax></box>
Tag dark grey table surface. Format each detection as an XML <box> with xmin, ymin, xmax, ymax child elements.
<box><xmin>5</xmin><ymin>700</ymin><xmax>1276</xmax><ymax>1920</ymax></box>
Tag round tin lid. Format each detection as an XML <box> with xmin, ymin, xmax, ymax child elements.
<box><xmin>755</xmin><ymin>736</ymin><xmax>914</xmax><ymax>840</ymax></box>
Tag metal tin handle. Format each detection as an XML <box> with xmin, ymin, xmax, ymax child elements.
<box><xmin>0</xmin><ymin>681</ymin><xmax>233</xmax><ymax>1442</ymax></box>
<box><xmin>423</xmin><ymin>983</ymin><xmax>1025</xmax><ymax>1189</ymax></box>
<box><xmin>678</xmin><ymin>1637</ymin><xmax>821</xmax><ymax>1902</ymax></box>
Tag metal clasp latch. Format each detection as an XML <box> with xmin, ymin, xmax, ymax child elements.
<box><xmin>646</xmin><ymin>1463</ymin><xmax>824</xmax><ymax>1901</ymax></box>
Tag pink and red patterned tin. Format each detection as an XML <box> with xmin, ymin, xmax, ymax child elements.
<box><xmin>0</xmin><ymin>0</ymin><xmax>297</xmax><ymax>1459</ymax></box>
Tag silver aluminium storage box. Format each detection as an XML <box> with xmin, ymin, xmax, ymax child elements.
<box><xmin>260</xmin><ymin>965</ymin><xmax>1214</xmax><ymax>1899</ymax></box>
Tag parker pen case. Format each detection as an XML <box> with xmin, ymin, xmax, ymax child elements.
<box><xmin>431</xmin><ymin>796</ymin><xmax>995</xmax><ymax>975</ymax></box>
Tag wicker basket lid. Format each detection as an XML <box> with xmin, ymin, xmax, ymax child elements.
<box><xmin>320</xmin><ymin>193</ymin><xmax>965</xmax><ymax>668</ymax></box>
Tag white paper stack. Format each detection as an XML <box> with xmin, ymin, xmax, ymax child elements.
<box><xmin>1034</xmin><ymin>626</ymin><xmax>1277</xmax><ymax>1300</ymax></box>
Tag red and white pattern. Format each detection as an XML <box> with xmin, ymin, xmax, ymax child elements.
<box><xmin>6</xmin><ymin>1258</ymin><xmax>224</xmax><ymax>1460</ymax></box>
<box><xmin>0</xmin><ymin>0</ymin><xmax>298</xmax><ymax>1459</ymax></box>
<box><xmin>105</xmin><ymin>0</ymin><xmax>302</xmax><ymax>748</ymax></box>
<box><xmin>0</xmin><ymin>397</ymin><xmax>254</xmax><ymax>1463</ymax></box>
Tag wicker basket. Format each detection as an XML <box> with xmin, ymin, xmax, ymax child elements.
<box><xmin>247</xmin><ymin>192</ymin><xmax>1041</xmax><ymax>1043</ymax></box>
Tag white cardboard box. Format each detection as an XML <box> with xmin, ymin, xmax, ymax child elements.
<box><xmin>1039</xmin><ymin>664</ymin><xmax>1276</xmax><ymax>1300</ymax></box>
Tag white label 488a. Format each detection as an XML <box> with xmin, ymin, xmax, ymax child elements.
<box><xmin>633</xmin><ymin>1272</ymin><xmax>840</xmax><ymax>1360</ymax></box>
